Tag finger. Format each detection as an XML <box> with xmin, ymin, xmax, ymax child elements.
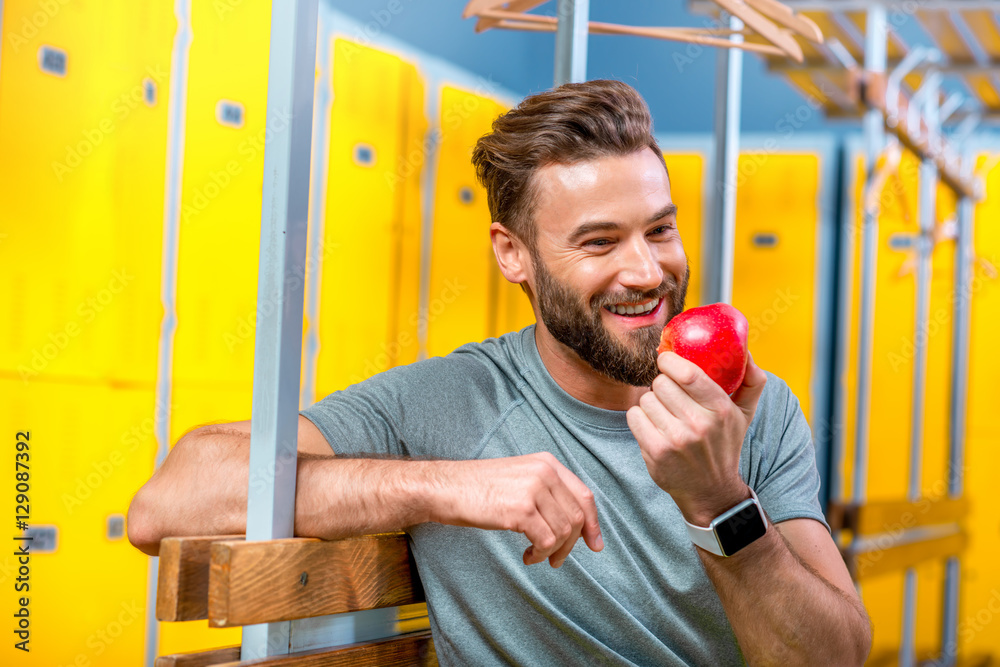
<box><xmin>657</xmin><ymin>351</ymin><xmax>729</xmax><ymax>410</ymax></box>
<box><xmin>649</xmin><ymin>373</ymin><xmax>697</xmax><ymax>424</ymax></box>
<box><xmin>548</xmin><ymin>464</ymin><xmax>603</xmax><ymax>554</ymax></box>
<box><xmin>546</xmin><ymin>521</ymin><xmax>583</xmax><ymax>568</ymax></box>
<box><xmin>523</xmin><ymin>488</ymin><xmax>572</xmax><ymax>566</ymax></box>
<box><xmin>627</xmin><ymin>405</ymin><xmax>669</xmax><ymax>454</ymax></box>
<box><xmin>634</xmin><ymin>389</ymin><xmax>672</xmax><ymax>439</ymax></box>
<box><xmin>731</xmin><ymin>352</ymin><xmax>767</xmax><ymax>423</ymax></box>
<box><xmin>542</xmin><ymin>483</ymin><xmax>584</xmax><ymax>567</ymax></box>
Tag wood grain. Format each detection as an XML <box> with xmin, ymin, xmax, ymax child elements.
<box><xmin>157</xmin><ymin>535</ymin><xmax>245</xmax><ymax>621</ymax></box>
<box><xmin>846</xmin><ymin>531</ymin><xmax>967</xmax><ymax>581</ymax></box>
<box><xmin>155</xmin><ymin>645</ymin><xmax>241</xmax><ymax>667</ymax></box>
<box><xmin>212</xmin><ymin>631</ymin><xmax>436</xmax><ymax>667</ymax></box>
<box><xmin>208</xmin><ymin>534</ymin><xmax>423</xmax><ymax>628</ymax></box>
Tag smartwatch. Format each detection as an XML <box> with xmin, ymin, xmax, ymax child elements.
<box><xmin>684</xmin><ymin>487</ymin><xmax>768</xmax><ymax>557</ymax></box>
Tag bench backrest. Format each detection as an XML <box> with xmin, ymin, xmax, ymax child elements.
<box><xmin>154</xmin><ymin>533</ymin><xmax>436</xmax><ymax>666</ymax></box>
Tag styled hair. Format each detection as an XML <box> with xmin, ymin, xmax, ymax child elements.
<box><xmin>471</xmin><ymin>79</ymin><xmax>668</xmax><ymax>247</ymax></box>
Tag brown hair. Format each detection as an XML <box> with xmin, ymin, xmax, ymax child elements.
<box><xmin>471</xmin><ymin>79</ymin><xmax>668</xmax><ymax>247</ymax></box>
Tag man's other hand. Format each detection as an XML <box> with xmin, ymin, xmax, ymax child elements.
<box><xmin>428</xmin><ymin>453</ymin><xmax>603</xmax><ymax>568</ymax></box>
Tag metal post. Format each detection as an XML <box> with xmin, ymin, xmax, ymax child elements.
<box><xmin>145</xmin><ymin>0</ymin><xmax>193</xmax><ymax>663</ymax></box>
<box><xmin>901</xmin><ymin>70</ymin><xmax>941</xmax><ymax>667</ymax></box>
<box><xmin>241</xmin><ymin>0</ymin><xmax>319</xmax><ymax>660</ymax></box>
<box><xmin>942</xmin><ymin>122</ymin><xmax>978</xmax><ymax>667</ymax></box>
<box><xmin>852</xmin><ymin>5</ymin><xmax>887</xmax><ymax>506</ymax></box>
<box><xmin>554</xmin><ymin>0</ymin><xmax>589</xmax><ymax>85</ymax></box>
<box><xmin>703</xmin><ymin>12</ymin><xmax>744</xmax><ymax>306</ymax></box>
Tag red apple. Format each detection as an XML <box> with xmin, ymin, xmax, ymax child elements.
<box><xmin>657</xmin><ymin>303</ymin><xmax>749</xmax><ymax>395</ymax></box>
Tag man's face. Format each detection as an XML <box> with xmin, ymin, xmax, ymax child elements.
<box><xmin>525</xmin><ymin>148</ymin><xmax>689</xmax><ymax>387</ymax></box>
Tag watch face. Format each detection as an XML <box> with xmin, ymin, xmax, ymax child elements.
<box><xmin>716</xmin><ymin>502</ymin><xmax>767</xmax><ymax>556</ymax></box>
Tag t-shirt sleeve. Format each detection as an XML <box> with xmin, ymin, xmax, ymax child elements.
<box><xmin>299</xmin><ymin>353</ymin><xmax>505</xmax><ymax>460</ymax></box>
<box><xmin>742</xmin><ymin>373</ymin><xmax>830</xmax><ymax>532</ymax></box>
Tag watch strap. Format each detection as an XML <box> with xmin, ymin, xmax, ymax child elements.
<box><xmin>684</xmin><ymin>487</ymin><xmax>767</xmax><ymax>557</ymax></box>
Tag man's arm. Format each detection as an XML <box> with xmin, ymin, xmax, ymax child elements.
<box><xmin>695</xmin><ymin>515</ymin><xmax>871</xmax><ymax>665</ymax></box>
<box><xmin>126</xmin><ymin>416</ymin><xmax>602</xmax><ymax>566</ymax></box>
<box><xmin>627</xmin><ymin>353</ymin><xmax>872</xmax><ymax>665</ymax></box>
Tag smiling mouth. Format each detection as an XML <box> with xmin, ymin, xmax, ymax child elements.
<box><xmin>602</xmin><ymin>297</ymin><xmax>661</xmax><ymax>317</ymax></box>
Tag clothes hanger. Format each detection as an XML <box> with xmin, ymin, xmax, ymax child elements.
<box><xmin>743</xmin><ymin>0</ymin><xmax>823</xmax><ymax>44</ymax></box>
<box><xmin>461</xmin><ymin>0</ymin><xmax>825</xmax><ymax>63</ymax></box>
<box><xmin>471</xmin><ymin>9</ymin><xmax>790</xmax><ymax>57</ymax></box>
<box><xmin>711</xmin><ymin>0</ymin><xmax>803</xmax><ymax>62</ymax></box>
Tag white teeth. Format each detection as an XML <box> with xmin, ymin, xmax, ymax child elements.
<box><xmin>607</xmin><ymin>298</ymin><xmax>659</xmax><ymax>316</ymax></box>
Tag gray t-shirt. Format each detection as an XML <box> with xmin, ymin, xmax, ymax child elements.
<box><xmin>301</xmin><ymin>325</ymin><xmax>828</xmax><ymax>666</ymax></box>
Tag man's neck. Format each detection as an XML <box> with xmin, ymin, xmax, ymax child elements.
<box><xmin>533</xmin><ymin>326</ymin><xmax>648</xmax><ymax>412</ymax></box>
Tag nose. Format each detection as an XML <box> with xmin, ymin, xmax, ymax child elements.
<box><xmin>617</xmin><ymin>237</ymin><xmax>663</xmax><ymax>293</ymax></box>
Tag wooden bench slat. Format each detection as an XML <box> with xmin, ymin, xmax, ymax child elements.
<box><xmin>827</xmin><ymin>497</ymin><xmax>969</xmax><ymax>535</ymax></box>
<box><xmin>209</xmin><ymin>534</ymin><xmax>423</xmax><ymax>628</ymax></box>
<box><xmin>845</xmin><ymin>531</ymin><xmax>967</xmax><ymax>581</ymax></box>
<box><xmin>213</xmin><ymin>631</ymin><xmax>436</xmax><ymax>667</ymax></box>
<box><xmin>157</xmin><ymin>535</ymin><xmax>245</xmax><ymax>622</ymax></box>
<box><xmin>155</xmin><ymin>645</ymin><xmax>242</xmax><ymax>667</ymax></box>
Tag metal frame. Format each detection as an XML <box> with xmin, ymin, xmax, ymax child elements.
<box><xmin>703</xmin><ymin>13</ymin><xmax>745</xmax><ymax>306</ymax></box>
<box><xmin>818</xmin><ymin>6</ymin><xmax>985</xmax><ymax>665</ymax></box>
<box><xmin>692</xmin><ymin>1</ymin><xmax>1000</xmax><ymax>13</ymax></box>
<box><xmin>240</xmin><ymin>0</ymin><xmax>319</xmax><ymax>660</ymax></box>
<box><xmin>852</xmin><ymin>4</ymin><xmax>887</xmax><ymax>511</ymax></box>
<box><xmin>146</xmin><ymin>0</ymin><xmax>193</xmax><ymax>663</ymax></box>
<box><xmin>554</xmin><ymin>0</ymin><xmax>589</xmax><ymax>85</ymax></box>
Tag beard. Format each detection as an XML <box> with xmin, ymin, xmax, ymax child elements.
<box><xmin>532</xmin><ymin>251</ymin><xmax>690</xmax><ymax>387</ymax></box>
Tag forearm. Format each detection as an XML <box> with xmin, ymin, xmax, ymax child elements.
<box><xmin>126</xmin><ymin>432</ymin><xmax>436</xmax><ymax>556</ymax></box>
<box><xmin>293</xmin><ymin>454</ymin><xmax>435</xmax><ymax>539</ymax></box>
<box><xmin>697</xmin><ymin>525</ymin><xmax>871</xmax><ymax>666</ymax></box>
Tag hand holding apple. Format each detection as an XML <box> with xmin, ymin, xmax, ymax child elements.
<box><xmin>626</xmin><ymin>304</ymin><xmax>766</xmax><ymax>525</ymax></box>
<box><xmin>657</xmin><ymin>303</ymin><xmax>749</xmax><ymax>395</ymax></box>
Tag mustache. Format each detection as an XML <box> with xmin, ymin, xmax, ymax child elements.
<box><xmin>590</xmin><ymin>278</ymin><xmax>676</xmax><ymax>310</ymax></box>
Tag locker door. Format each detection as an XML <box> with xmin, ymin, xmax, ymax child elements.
<box><xmin>314</xmin><ymin>39</ymin><xmax>426</xmax><ymax>396</ymax></box>
<box><xmin>963</xmin><ymin>152</ymin><xmax>1000</xmax><ymax>660</ymax></box>
<box><xmin>661</xmin><ymin>151</ymin><xmax>706</xmax><ymax>310</ymax></box>
<box><xmin>0</xmin><ymin>0</ymin><xmax>121</xmax><ymax>382</ymax></box>
<box><xmin>0</xmin><ymin>380</ymin><xmax>156</xmax><ymax>667</ymax></box>
<box><xmin>160</xmin><ymin>0</ymin><xmax>273</xmax><ymax>656</ymax></box>
<box><xmin>426</xmin><ymin>86</ymin><xmax>507</xmax><ymax>357</ymax></box>
<box><xmin>837</xmin><ymin>148</ymin><xmax>937</xmax><ymax>659</ymax></box>
<box><xmin>0</xmin><ymin>1</ymin><xmax>172</xmax><ymax>665</ymax></box>
<box><xmin>731</xmin><ymin>152</ymin><xmax>821</xmax><ymax>422</ymax></box>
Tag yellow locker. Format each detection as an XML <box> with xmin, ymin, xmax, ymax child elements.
<box><xmin>839</xmin><ymin>150</ymin><xmax>914</xmax><ymax>659</ymax></box>
<box><xmin>0</xmin><ymin>381</ymin><xmax>154</xmax><ymax>667</ymax></box>
<box><xmin>426</xmin><ymin>85</ymin><xmax>508</xmax><ymax>357</ymax></box>
<box><xmin>837</xmin><ymin>149</ymin><xmax>975</xmax><ymax>661</ymax></box>
<box><xmin>106</xmin><ymin>2</ymin><xmax>174</xmax><ymax>386</ymax></box>
<box><xmin>171</xmin><ymin>0</ymin><xmax>272</xmax><ymax>389</ymax></box>
<box><xmin>963</xmin><ymin>153</ymin><xmax>1000</xmax><ymax>661</ymax></box>
<box><xmin>313</xmin><ymin>39</ymin><xmax>426</xmax><ymax>397</ymax></box>
<box><xmin>158</xmin><ymin>0</ymin><xmax>273</xmax><ymax>658</ymax></box>
<box><xmin>731</xmin><ymin>151</ymin><xmax>821</xmax><ymax>419</ymax></box>
<box><xmin>661</xmin><ymin>151</ymin><xmax>706</xmax><ymax>310</ymax></box>
<box><xmin>0</xmin><ymin>0</ymin><xmax>158</xmax><ymax>383</ymax></box>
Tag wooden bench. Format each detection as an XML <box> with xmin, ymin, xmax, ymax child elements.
<box><xmin>153</xmin><ymin>533</ymin><xmax>437</xmax><ymax>666</ymax></box>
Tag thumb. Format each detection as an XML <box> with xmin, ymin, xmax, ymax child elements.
<box><xmin>731</xmin><ymin>352</ymin><xmax>767</xmax><ymax>424</ymax></box>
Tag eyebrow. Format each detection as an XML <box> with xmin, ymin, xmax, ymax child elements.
<box><xmin>567</xmin><ymin>203</ymin><xmax>678</xmax><ymax>244</ymax></box>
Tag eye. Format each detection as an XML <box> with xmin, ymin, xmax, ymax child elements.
<box><xmin>585</xmin><ymin>238</ymin><xmax>612</xmax><ymax>247</ymax></box>
<box><xmin>649</xmin><ymin>224</ymin><xmax>674</xmax><ymax>235</ymax></box>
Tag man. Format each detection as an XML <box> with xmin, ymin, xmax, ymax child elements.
<box><xmin>128</xmin><ymin>79</ymin><xmax>872</xmax><ymax>665</ymax></box>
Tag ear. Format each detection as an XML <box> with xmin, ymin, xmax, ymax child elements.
<box><xmin>490</xmin><ymin>222</ymin><xmax>531</xmax><ymax>285</ymax></box>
